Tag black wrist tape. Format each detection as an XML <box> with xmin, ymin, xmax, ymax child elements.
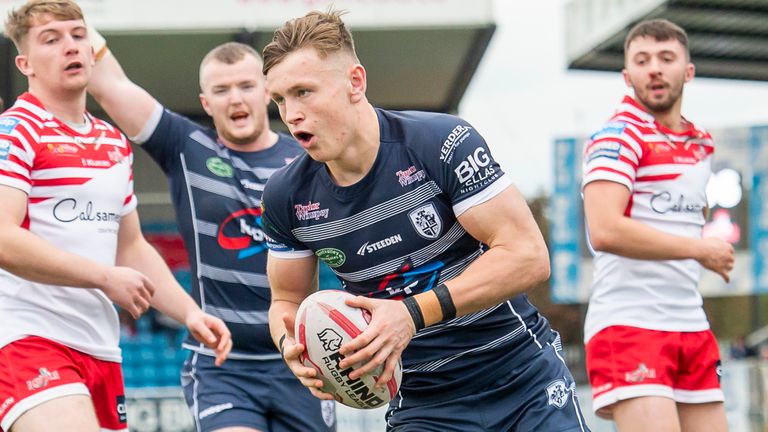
<box><xmin>434</xmin><ymin>283</ymin><xmax>456</xmax><ymax>321</ymax></box>
<box><xmin>278</xmin><ymin>333</ymin><xmax>287</xmax><ymax>357</ymax></box>
<box><xmin>403</xmin><ymin>296</ymin><xmax>425</xmax><ymax>331</ymax></box>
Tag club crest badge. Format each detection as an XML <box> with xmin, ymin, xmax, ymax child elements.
<box><xmin>408</xmin><ymin>203</ymin><xmax>442</xmax><ymax>240</ymax></box>
<box><xmin>545</xmin><ymin>379</ymin><xmax>569</xmax><ymax>409</ymax></box>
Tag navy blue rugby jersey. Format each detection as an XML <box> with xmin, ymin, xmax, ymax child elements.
<box><xmin>261</xmin><ymin>108</ymin><xmax>554</xmax><ymax>400</ymax></box>
<box><xmin>141</xmin><ymin>106</ymin><xmax>302</xmax><ymax>359</ymax></box>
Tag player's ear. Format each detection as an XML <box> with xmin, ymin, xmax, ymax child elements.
<box><xmin>684</xmin><ymin>62</ymin><xmax>695</xmax><ymax>83</ymax></box>
<box><xmin>15</xmin><ymin>54</ymin><xmax>33</xmax><ymax>77</ymax></box>
<box><xmin>349</xmin><ymin>64</ymin><xmax>367</xmax><ymax>103</ymax></box>
<box><xmin>199</xmin><ymin>93</ymin><xmax>213</xmax><ymax>117</ymax></box>
<box><xmin>622</xmin><ymin>68</ymin><xmax>632</xmax><ymax>88</ymax></box>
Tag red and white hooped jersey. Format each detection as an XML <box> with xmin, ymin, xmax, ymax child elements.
<box><xmin>0</xmin><ymin>93</ymin><xmax>137</xmax><ymax>362</ymax></box>
<box><xmin>582</xmin><ymin>96</ymin><xmax>713</xmax><ymax>343</ymax></box>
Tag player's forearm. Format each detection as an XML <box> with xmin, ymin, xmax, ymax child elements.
<box><xmin>116</xmin><ymin>235</ymin><xmax>198</xmax><ymax>324</ymax></box>
<box><xmin>88</xmin><ymin>51</ymin><xmax>158</xmax><ymax>138</ymax></box>
<box><xmin>269</xmin><ymin>300</ymin><xmax>300</xmax><ymax>348</ymax></box>
<box><xmin>588</xmin><ymin>215</ymin><xmax>701</xmax><ymax>261</ymax></box>
<box><xmin>0</xmin><ymin>224</ymin><xmax>109</xmax><ymax>288</ymax></box>
<box><xmin>411</xmin><ymin>236</ymin><xmax>549</xmax><ymax>328</ymax></box>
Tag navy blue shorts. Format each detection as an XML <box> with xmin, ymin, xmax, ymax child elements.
<box><xmin>385</xmin><ymin>339</ymin><xmax>590</xmax><ymax>432</ymax></box>
<box><xmin>181</xmin><ymin>351</ymin><xmax>336</xmax><ymax>432</ymax></box>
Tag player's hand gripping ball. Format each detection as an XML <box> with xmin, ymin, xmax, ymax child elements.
<box><xmin>295</xmin><ymin>290</ymin><xmax>402</xmax><ymax>409</ymax></box>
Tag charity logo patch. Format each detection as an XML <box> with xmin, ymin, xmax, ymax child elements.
<box><xmin>0</xmin><ymin>117</ymin><xmax>19</xmax><ymax>134</ymax></box>
<box><xmin>585</xmin><ymin>140</ymin><xmax>621</xmax><ymax>162</ymax></box>
<box><xmin>316</xmin><ymin>248</ymin><xmax>346</xmax><ymax>268</ymax></box>
<box><xmin>206</xmin><ymin>157</ymin><xmax>234</xmax><ymax>177</ymax></box>
<box><xmin>408</xmin><ymin>203</ymin><xmax>442</xmax><ymax>240</ymax></box>
<box><xmin>590</xmin><ymin>121</ymin><xmax>626</xmax><ymax>140</ymax></box>
<box><xmin>545</xmin><ymin>379</ymin><xmax>569</xmax><ymax>409</ymax></box>
<box><xmin>0</xmin><ymin>140</ymin><xmax>11</xmax><ymax>161</ymax></box>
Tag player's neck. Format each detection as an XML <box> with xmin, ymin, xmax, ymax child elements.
<box><xmin>647</xmin><ymin>98</ymin><xmax>685</xmax><ymax>132</ymax></box>
<box><xmin>219</xmin><ymin>128</ymin><xmax>278</xmax><ymax>153</ymax></box>
<box><xmin>326</xmin><ymin>104</ymin><xmax>380</xmax><ymax>187</ymax></box>
<box><xmin>28</xmin><ymin>84</ymin><xmax>87</xmax><ymax>124</ymax></box>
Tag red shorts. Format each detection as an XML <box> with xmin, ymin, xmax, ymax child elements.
<box><xmin>586</xmin><ymin>325</ymin><xmax>723</xmax><ymax>419</ymax></box>
<box><xmin>0</xmin><ymin>336</ymin><xmax>127</xmax><ymax>431</ymax></box>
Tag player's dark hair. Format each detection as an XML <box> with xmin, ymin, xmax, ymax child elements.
<box><xmin>262</xmin><ymin>9</ymin><xmax>358</xmax><ymax>75</ymax></box>
<box><xmin>624</xmin><ymin>19</ymin><xmax>689</xmax><ymax>59</ymax></box>
<box><xmin>5</xmin><ymin>0</ymin><xmax>84</xmax><ymax>52</ymax></box>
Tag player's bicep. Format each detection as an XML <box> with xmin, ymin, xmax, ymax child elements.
<box><xmin>583</xmin><ymin>180</ymin><xmax>632</xmax><ymax>242</ymax></box>
<box><xmin>267</xmin><ymin>254</ymin><xmax>319</xmax><ymax>303</ymax></box>
<box><xmin>0</xmin><ymin>185</ymin><xmax>28</xmax><ymax>227</ymax></box>
<box><xmin>457</xmin><ymin>184</ymin><xmax>543</xmax><ymax>249</ymax></box>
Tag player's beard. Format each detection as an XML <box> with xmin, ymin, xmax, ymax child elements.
<box><xmin>635</xmin><ymin>76</ymin><xmax>684</xmax><ymax>114</ymax></box>
<box><xmin>219</xmin><ymin>118</ymin><xmax>265</xmax><ymax>147</ymax></box>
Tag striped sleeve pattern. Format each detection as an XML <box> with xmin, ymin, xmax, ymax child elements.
<box><xmin>582</xmin><ymin>120</ymin><xmax>644</xmax><ymax>191</ymax></box>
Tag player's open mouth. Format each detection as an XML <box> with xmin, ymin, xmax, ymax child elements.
<box><xmin>649</xmin><ymin>82</ymin><xmax>666</xmax><ymax>91</ymax></box>
<box><xmin>64</xmin><ymin>61</ymin><xmax>83</xmax><ymax>72</ymax></box>
<box><xmin>230</xmin><ymin>112</ymin><xmax>249</xmax><ymax>123</ymax></box>
<box><xmin>294</xmin><ymin>132</ymin><xmax>314</xmax><ymax>147</ymax></box>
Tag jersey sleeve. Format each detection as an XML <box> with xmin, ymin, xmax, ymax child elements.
<box><xmin>260</xmin><ymin>174</ymin><xmax>313</xmax><ymax>259</ymax></box>
<box><xmin>0</xmin><ymin>115</ymin><xmax>37</xmax><ymax>194</ymax></box>
<box><xmin>121</xmin><ymin>135</ymin><xmax>138</xmax><ymax>215</ymax></box>
<box><xmin>430</xmin><ymin>117</ymin><xmax>511</xmax><ymax>216</ymax></box>
<box><xmin>139</xmin><ymin>104</ymin><xmax>198</xmax><ymax>174</ymax></box>
<box><xmin>581</xmin><ymin>121</ymin><xmax>643</xmax><ymax>191</ymax></box>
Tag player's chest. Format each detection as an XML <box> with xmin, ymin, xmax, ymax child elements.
<box><xmin>292</xmin><ymin>158</ymin><xmax>455</xmax><ymax>271</ymax></box>
<box><xmin>36</xmin><ymin>131</ymin><xmax>128</xmax><ymax>170</ymax></box>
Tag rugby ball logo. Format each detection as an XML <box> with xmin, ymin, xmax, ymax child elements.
<box><xmin>295</xmin><ymin>290</ymin><xmax>402</xmax><ymax>409</ymax></box>
<box><xmin>317</xmin><ymin>328</ymin><xmax>343</xmax><ymax>351</ymax></box>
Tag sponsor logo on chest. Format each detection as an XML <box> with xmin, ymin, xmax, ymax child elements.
<box><xmin>295</xmin><ymin>201</ymin><xmax>329</xmax><ymax>221</ymax></box>
<box><xmin>357</xmin><ymin>234</ymin><xmax>403</xmax><ymax>256</ymax></box>
<box><xmin>395</xmin><ymin>166</ymin><xmax>426</xmax><ymax>187</ymax></box>
<box><xmin>650</xmin><ymin>191</ymin><xmax>705</xmax><ymax>214</ymax></box>
<box><xmin>53</xmin><ymin>198</ymin><xmax>121</xmax><ymax>224</ymax></box>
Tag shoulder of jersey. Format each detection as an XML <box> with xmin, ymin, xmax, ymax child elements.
<box><xmin>590</xmin><ymin>113</ymin><xmax>653</xmax><ymax>145</ymax></box>
<box><xmin>0</xmin><ymin>110</ymin><xmax>38</xmax><ymax>137</ymax></box>
<box><xmin>382</xmin><ymin>109</ymin><xmax>472</xmax><ymax>154</ymax></box>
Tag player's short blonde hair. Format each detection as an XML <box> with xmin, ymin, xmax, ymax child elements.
<box><xmin>262</xmin><ymin>9</ymin><xmax>358</xmax><ymax>75</ymax></box>
<box><xmin>5</xmin><ymin>0</ymin><xmax>84</xmax><ymax>52</ymax></box>
<box><xmin>199</xmin><ymin>42</ymin><xmax>263</xmax><ymax>90</ymax></box>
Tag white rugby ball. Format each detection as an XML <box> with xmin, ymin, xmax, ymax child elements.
<box><xmin>295</xmin><ymin>290</ymin><xmax>402</xmax><ymax>409</ymax></box>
